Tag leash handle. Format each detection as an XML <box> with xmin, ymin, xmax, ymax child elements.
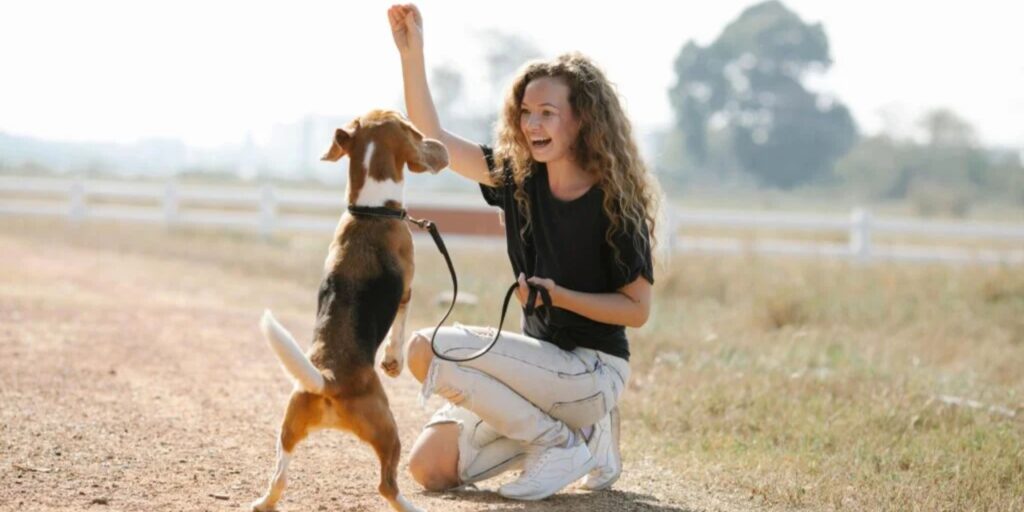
<box><xmin>523</xmin><ymin>282</ymin><xmax>551</xmax><ymax>317</ymax></box>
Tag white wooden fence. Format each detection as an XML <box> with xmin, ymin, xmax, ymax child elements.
<box><xmin>2</xmin><ymin>175</ymin><xmax>1022</xmax><ymax>265</ymax></box>
<box><xmin>668</xmin><ymin>207</ymin><xmax>1024</xmax><ymax>265</ymax></box>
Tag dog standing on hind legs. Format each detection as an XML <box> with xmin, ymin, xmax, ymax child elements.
<box><xmin>251</xmin><ymin>110</ymin><xmax>448</xmax><ymax>512</ymax></box>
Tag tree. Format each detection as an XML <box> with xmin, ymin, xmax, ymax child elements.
<box><xmin>668</xmin><ymin>0</ymin><xmax>857</xmax><ymax>188</ymax></box>
<box><xmin>834</xmin><ymin>108</ymin><xmax>1024</xmax><ymax>216</ymax></box>
<box><xmin>918</xmin><ymin>108</ymin><xmax>976</xmax><ymax>148</ymax></box>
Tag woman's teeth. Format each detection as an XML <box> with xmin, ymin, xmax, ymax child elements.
<box><xmin>532</xmin><ymin>138</ymin><xmax>552</xmax><ymax>149</ymax></box>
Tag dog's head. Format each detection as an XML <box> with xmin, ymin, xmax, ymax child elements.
<box><xmin>321</xmin><ymin>110</ymin><xmax>449</xmax><ymax>206</ymax></box>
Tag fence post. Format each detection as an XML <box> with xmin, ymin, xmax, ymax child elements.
<box><xmin>849</xmin><ymin>207</ymin><xmax>873</xmax><ymax>262</ymax></box>
<box><xmin>163</xmin><ymin>181</ymin><xmax>179</xmax><ymax>226</ymax></box>
<box><xmin>260</xmin><ymin>184</ymin><xmax>276</xmax><ymax>238</ymax></box>
<box><xmin>69</xmin><ymin>179</ymin><xmax>86</xmax><ymax>222</ymax></box>
<box><xmin>665</xmin><ymin>201</ymin><xmax>678</xmax><ymax>255</ymax></box>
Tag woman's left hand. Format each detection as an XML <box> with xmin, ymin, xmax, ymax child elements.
<box><xmin>516</xmin><ymin>273</ymin><xmax>558</xmax><ymax>308</ymax></box>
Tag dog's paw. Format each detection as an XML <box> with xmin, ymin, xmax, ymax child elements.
<box><xmin>380</xmin><ymin>355</ymin><xmax>403</xmax><ymax>378</ymax></box>
<box><xmin>250</xmin><ymin>497</ymin><xmax>276</xmax><ymax>512</ymax></box>
<box><xmin>380</xmin><ymin>340</ymin><xmax>404</xmax><ymax>378</ymax></box>
<box><xmin>389</xmin><ymin>492</ymin><xmax>426</xmax><ymax>512</ymax></box>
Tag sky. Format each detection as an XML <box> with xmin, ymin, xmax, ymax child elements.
<box><xmin>1</xmin><ymin>0</ymin><xmax>1022</xmax><ymax>149</ymax></box>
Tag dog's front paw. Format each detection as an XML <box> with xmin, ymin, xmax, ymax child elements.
<box><xmin>380</xmin><ymin>343</ymin><xmax>403</xmax><ymax>377</ymax></box>
<box><xmin>380</xmin><ymin>355</ymin><xmax>402</xmax><ymax>378</ymax></box>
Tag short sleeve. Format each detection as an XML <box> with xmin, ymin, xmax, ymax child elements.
<box><xmin>479</xmin><ymin>144</ymin><xmax>506</xmax><ymax>207</ymax></box>
<box><xmin>607</xmin><ymin>220</ymin><xmax>655</xmax><ymax>290</ymax></box>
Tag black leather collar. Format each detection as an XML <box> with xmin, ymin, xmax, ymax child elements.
<box><xmin>346</xmin><ymin>204</ymin><xmax>408</xmax><ymax>220</ymax></box>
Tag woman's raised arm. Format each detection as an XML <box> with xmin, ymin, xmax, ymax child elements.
<box><xmin>388</xmin><ymin>4</ymin><xmax>493</xmax><ymax>186</ymax></box>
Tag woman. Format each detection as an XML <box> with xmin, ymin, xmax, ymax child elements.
<box><xmin>387</xmin><ymin>3</ymin><xmax>658</xmax><ymax>501</ymax></box>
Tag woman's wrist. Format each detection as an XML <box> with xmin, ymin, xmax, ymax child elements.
<box><xmin>549</xmin><ymin>284</ymin><xmax>566</xmax><ymax>308</ymax></box>
<box><xmin>400</xmin><ymin>49</ymin><xmax>425</xmax><ymax>64</ymax></box>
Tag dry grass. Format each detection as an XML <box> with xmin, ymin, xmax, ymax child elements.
<box><xmin>2</xmin><ymin>217</ymin><xmax>1022</xmax><ymax>511</ymax></box>
<box><xmin>629</xmin><ymin>254</ymin><xmax>1024</xmax><ymax>510</ymax></box>
<box><xmin>677</xmin><ymin>225</ymin><xmax>1024</xmax><ymax>252</ymax></box>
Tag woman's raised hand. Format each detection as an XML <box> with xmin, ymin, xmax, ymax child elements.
<box><xmin>387</xmin><ymin>4</ymin><xmax>424</xmax><ymax>56</ymax></box>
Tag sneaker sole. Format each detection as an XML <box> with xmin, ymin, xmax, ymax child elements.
<box><xmin>499</xmin><ymin>455</ymin><xmax>597</xmax><ymax>501</ymax></box>
<box><xmin>583</xmin><ymin>470</ymin><xmax>620</xmax><ymax>491</ymax></box>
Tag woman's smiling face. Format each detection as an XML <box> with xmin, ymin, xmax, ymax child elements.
<box><xmin>519</xmin><ymin>76</ymin><xmax>580</xmax><ymax>164</ymax></box>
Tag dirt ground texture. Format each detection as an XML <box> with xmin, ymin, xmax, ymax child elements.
<box><xmin>0</xmin><ymin>219</ymin><xmax>766</xmax><ymax>512</ymax></box>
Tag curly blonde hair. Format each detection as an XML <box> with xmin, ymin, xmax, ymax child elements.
<box><xmin>492</xmin><ymin>52</ymin><xmax>659</xmax><ymax>271</ymax></box>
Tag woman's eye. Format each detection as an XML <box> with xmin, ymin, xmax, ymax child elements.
<box><xmin>542</xmin><ymin>111</ymin><xmax>554</xmax><ymax>117</ymax></box>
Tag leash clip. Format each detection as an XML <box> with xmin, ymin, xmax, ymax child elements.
<box><xmin>406</xmin><ymin>216</ymin><xmax>432</xmax><ymax>230</ymax></box>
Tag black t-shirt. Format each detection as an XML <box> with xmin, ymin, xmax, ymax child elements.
<box><xmin>479</xmin><ymin>145</ymin><xmax>654</xmax><ymax>360</ymax></box>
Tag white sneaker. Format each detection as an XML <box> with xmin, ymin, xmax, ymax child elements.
<box><xmin>581</xmin><ymin>406</ymin><xmax>621</xmax><ymax>490</ymax></box>
<box><xmin>498</xmin><ymin>441</ymin><xmax>595</xmax><ymax>501</ymax></box>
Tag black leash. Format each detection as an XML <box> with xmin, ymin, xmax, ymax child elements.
<box><xmin>346</xmin><ymin>205</ymin><xmax>550</xmax><ymax>363</ymax></box>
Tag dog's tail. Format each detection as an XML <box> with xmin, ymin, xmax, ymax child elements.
<box><xmin>259</xmin><ymin>309</ymin><xmax>326</xmax><ymax>394</ymax></box>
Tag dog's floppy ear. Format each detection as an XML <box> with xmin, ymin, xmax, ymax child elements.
<box><xmin>407</xmin><ymin>138</ymin><xmax>449</xmax><ymax>174</ymax></box>
<box><xmin>321</xmin><ymin>125</ymin><xmax>355</xmax><ymax>162</ymax></box>
<box><xmin>397</xmin><ymin>119</ymin><xmax>448</xmax><ymax>173</ymax></box>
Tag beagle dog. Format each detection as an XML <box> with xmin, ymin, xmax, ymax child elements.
<box><xmin>252</xmin><ymin>110</ymin><xmax>448</xmax><ymax>512</ymax></box>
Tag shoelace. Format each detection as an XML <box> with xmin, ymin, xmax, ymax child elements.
<box><xmin>520</xmin><ymin>446</ymin><xmax>556</xmax><ymax>479</ymax></box>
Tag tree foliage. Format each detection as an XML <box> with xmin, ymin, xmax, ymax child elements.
<box><xmin>835</xmin><ymin>109</ymin><xmax>1024</xmax><ymax>216</ymax></box>
<box><xmin>669</xmin><ymin>1</ymin><xmax>857</xmax><ymax>188</ymax></box>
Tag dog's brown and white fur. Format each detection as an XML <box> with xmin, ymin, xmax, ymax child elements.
<box><xmin>252</xmin><ymin>110</ymin><xmax>448</xmax><ymax>512</ymax></box>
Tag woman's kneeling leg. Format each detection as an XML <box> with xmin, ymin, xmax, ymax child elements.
<box><xmin>408</xmin><ymin>423</ymin><xmax>460</xmax><ymax>491</ymax></box>
<box><xmin>410</xmin><ymin>405</ymin><xmax>527</xmax><ymax>490</ymax></box>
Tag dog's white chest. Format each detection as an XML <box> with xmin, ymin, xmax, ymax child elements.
<box><xmin>354</xmin><ymin>177</ymin><xmax>405</xmax><ymax>207</ymax></box>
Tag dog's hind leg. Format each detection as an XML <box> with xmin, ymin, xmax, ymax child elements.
<box><xmin>343</xmin><ymin>383</ymin><xmax>425</xmax><ymax>512</ymax></box>
<box><xmin>250</xmin><ymin>437</ymin><xmax>290</xmax><ymax>512</ymax></box>
<box><xmin>251</xmin><ymin>392</ymin><xmax>322</xmax><ymax>512</ymax></box>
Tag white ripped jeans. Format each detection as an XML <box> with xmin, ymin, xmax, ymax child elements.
<box><xmin>416</xmin><ymin>324</ymin><xmax>630</xmax><ymax>484</ymax></box>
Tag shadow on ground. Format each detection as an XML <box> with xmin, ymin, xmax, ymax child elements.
<box><xmin>423</xmin><ymin>487</ymin><xmax>698</xmax><ymax>511</ymax></box>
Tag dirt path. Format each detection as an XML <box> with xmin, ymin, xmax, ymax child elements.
<box><xmin>0</xmin><ymin>223</ymin><xmax>758</xmax><ymax>512</ymax></box>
